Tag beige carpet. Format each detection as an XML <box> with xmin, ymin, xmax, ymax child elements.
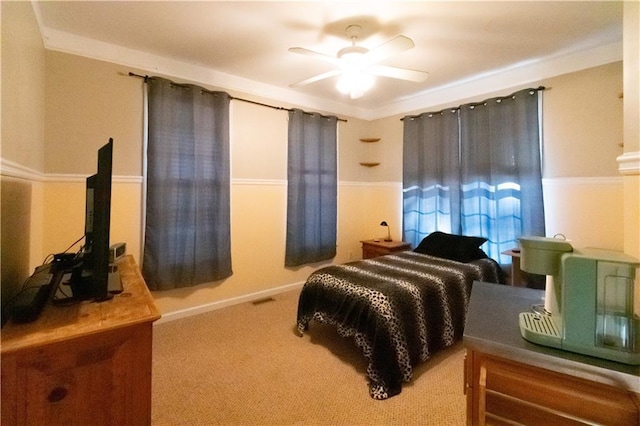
<box><xmin>152</xmin><ymin>289</ymin><xmax>467</xmax><ymax>425</ymax></box>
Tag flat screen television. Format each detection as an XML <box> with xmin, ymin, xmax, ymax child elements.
<box><xmin>71</xmin><ymin>138</ymin><xmax>114</xmax><ymax>301</ymax></box>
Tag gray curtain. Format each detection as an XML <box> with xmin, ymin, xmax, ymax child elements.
<box><xmin>402</xmin><ymin>88</ymin><xmax>545</xmax><ymax>263</ymax></box>
<box><xmin>403</xmin><ymin>109</ymin><xmax>461</xmax><ymax>248</ymax></box>
<box><xmin>285</xmin><ymin>109</ymin><xmax>338</xmax><ymax>266</ymax></box>
<box><xmin>143</xmin><ymin>77</ymin><xmax>232</xmax><ymax>290</ymax></box>
<box><xmin>459</xmin><ymin>89</ymin><xmax>545</xmax><ymax>262</ymax></box>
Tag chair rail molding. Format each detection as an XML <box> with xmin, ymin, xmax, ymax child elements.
<box><xmin>0</xmin><ymin>158</ymin><xmax>142</xmax><ymax>183</ymax></box>
<box><xmin>0</xmin><ymin>158</ymin><xmax>46</xmax><ymax>181</ymax></box>
<box><xmin>617</xmin><ymin>151</ymin><xmax>640</xmax><ymax>175</ymax></box>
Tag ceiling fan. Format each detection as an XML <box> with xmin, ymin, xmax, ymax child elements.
<box><xmin>289</xmin><ymin>25</ymin><xmax>429</xmax><ymax>99</ymax></box>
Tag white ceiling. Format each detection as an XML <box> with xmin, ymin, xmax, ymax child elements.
<box><xmin>33</xmin><ymin>1</ymin><xmax>623</xmax><ymax>120</ymax></box>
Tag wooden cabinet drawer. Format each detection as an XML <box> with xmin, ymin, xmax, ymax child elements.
<box><xmin>470</xmin><ymin>352</ymin><xmax>640</xmax><ymax>425</ymax></box>
<box><xmin>1</xmin><ymin>256</ymin><xmax>159</xmax><ymax>426</ymax></box>
<box><xmin>361</xmin><ymin>240</ymin><xmax>411</xmax><ymax>259</ymax></box>
<box><xmin>363</xmin><ymin>246</ymin><xmax>389</xmax><ymax>259</ymax></box>
<box><xmin>2</xmin><ymin>324</ymin><xmax>153</xmax><ymax>425</ymax></box>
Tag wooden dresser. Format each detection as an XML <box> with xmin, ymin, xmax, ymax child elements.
<box><xmin>1</xmin><ymin>255</ymin><xmax>160</xmax><ymax>425</ymax></box>
<box><xmin>464</xmin><ymin>282</ymin><xmax>640</xmax><ymax>425</ymax></box>
<box><xmin>361</xmin><ymin>239</ymin><xmax>411</xmax><ymax>259</ymax></box>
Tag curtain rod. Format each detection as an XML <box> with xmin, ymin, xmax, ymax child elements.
<box><xmin>401</xmin><ymin>86</ymin><xmax>547</xmax><ymax>121</ymax></box>
<box><xmin>128</xmin><ymin>72</ymin><xmax>347</xmax><ymax>122</ymax></box>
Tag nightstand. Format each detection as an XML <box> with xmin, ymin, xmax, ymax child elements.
<box><xmin>361</xmin><ymin>239</ymin><xmax>411</xmax><ymax>259</ymax></box>
<box><xmin>501</xmin><ymin>249</ymin><xmax>523</xmax><ymax>286</ymax></box>
<box><xmin>502</xmin><ymin>248</ymin><xmax>546</xmax><ymax>289</ymax></box>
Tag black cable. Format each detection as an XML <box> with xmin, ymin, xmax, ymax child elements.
<box><xmin>62</xmin><ymin>235</ymin><xmax>85</xmax><ymax>253</ymax></box>
<box><xmin>42</xmin><ymin>235</ymin><xmax>85</xmax><ymax>265</ymax></box>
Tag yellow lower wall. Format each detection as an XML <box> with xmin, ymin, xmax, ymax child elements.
<box><xmin>28</xmin><ymin>178</ymin><xmax>403</xmax><ymax>318</ymax></box>
<box><xmin>626</xmin><ymin>176</ymin><xmax>640</xmax><ymax>316</ymax></box>
<box><xmin>42</xmin><ymin>179</ymin><xmax>143</xmax><ymax>265</ymax></box>
<box><xmin>21</xmin><ymin>174</ymin><xmax>625</xmax><ymax>319</ymax></box>
<box><xmin>146</xmin><ymin>181</ymin><xmax>405</xmax><ymax>318</ymax></box>
<box><xmin>1</xmin><ymin>177</ymin><xmax>36</xmax><ymax>302</ymax></box>
<box><xmin>624</xmin><ymin>176</ymin><xmax>640</xmax><ymax>258</ymax></box>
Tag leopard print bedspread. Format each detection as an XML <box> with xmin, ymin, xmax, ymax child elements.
<box><xmin>296</xmin><ymin>251</ymin><xmax>502</xmax><ymax>400</ymax></box>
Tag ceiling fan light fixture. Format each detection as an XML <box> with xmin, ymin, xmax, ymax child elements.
<box><xmin>288</xmin><ymin>24</ymin><xmax>426</xmax><ymax>96</ymax></box>
<box><xmin>338</xmin><ymin>46</ymin><xmax>369</xmax><ymax>63</ymax></box>
<box><xmin>336</xmin><ymin>69</ymin><xmax>374</xmax><ymax>99</ymax></box>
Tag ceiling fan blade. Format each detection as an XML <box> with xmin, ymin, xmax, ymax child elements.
<box><xmin>289</xmin><ymin>69</ymin><xmax>342</xmax><ymax>87</ymax></box>
<box><xmin>288</xmin><ymin>47</ymin><xmax>339</xmax><ymax>64</ymax></box>
<box><xmin>369</xmin><ymin>65</ymin><xmax>429</xmax><ymax>82</ymax></box>
<box><xmin>365</xmin><ymin>35</ymin><xmax>415</xmax><ymax>64</ymax></box>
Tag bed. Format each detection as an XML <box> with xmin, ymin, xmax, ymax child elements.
<box><xmin>296</xmin><ymin>232</ymin><xmax>503</xmax><ymax>399</ymax></box>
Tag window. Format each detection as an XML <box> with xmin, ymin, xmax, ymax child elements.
<box><xmin>403</xmin><ymin>88</ymin><xmax>545</xmax><ymax>263</ymax></box>
<box><xmin>142</xmin><ymin>77</ymin><xmax>232</xmax><ymax>290</ymax></box>
<box><xmin>285</xmin><ymin>109</ymin><xmax>338</xmax><ymax>267</ymax></box>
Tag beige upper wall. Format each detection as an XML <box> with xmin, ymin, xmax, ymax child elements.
<box><xmin>0</xmin><ymin>0</ymin><xmax>628</xmax><ymax>186</ymax></box>
<box><xmin>624</xmin><ymin>1</ymin><xmax>640</xmax><ymax>154</ymax></box>
<box><xmin>623</xmin><ymin>1</ymin><xmax>639</xmax><ymax>259</ymax></box>
<box><xmin>231</xmin><ymin>101</ymin><xmax>287</xmax><ymax>181</ymax></box>
<box><xmin>1</xmin><ymin>2</ymin><xmax>47</xmax><ymax>280</ymax></box>
<box><xmin>229</xmin><ymin>101</ymin><xmax>384</xmax><ymax>183</ymax></box>
<box><xmin>40</xmin><ymin>50</ymin><xmax>624</xmax><ymax>184</ymax></box>
<box><xmin>1</xmin><ymin>1</ymin><xmax>46</xmax><ymax>170</ymax></box>
<box><xmin>1</xmin><ymin>0</ymin><xmax>624</xmax><ymax>185</ymax></box>
<box><xmin>543</xmin><ymin>62</ymin><xmax>623</xmax><ymax>178</ymax></box>
<box><xmin>45</xmin><ymin>53</ymin><xmax>143</xmax><ymax>176</ymax></box>
<box><xmin>43</xmin><ymin>50</ymin><xmax>373</xmax><ymax>180</ymax></box>
<box><xmin>395</xmin><ymin>62</ymin><xmax>624</xmax><ymax>180</ymax></box>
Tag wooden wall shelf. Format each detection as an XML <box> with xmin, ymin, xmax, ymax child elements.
<box><xmin>360</xmin><ymin>137</ymin><xmax>381</xmax><ymax>166</ymax></box>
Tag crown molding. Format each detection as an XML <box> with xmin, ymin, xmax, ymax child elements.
<box><xmin>39</xmin><ymin>27</ymin><xmax>368</xmax><ymax>121</ymax></box>
<box><xmin>37</xmin><ymin>19</ymin><xmax>621</xmax><ymax>121</ymax></box>
<box><xmin>370</xmin><ymin>42</ymin><xmax>623</xmax><ymax>120</ymax></box>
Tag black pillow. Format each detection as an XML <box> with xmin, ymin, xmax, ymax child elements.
<box><xmin>414</xmin><ymin>231</ymin><xmax>488</xmax><ymax>262</ymax></box>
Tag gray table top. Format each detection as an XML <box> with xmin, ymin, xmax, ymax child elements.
<box><xmin>463</xmin><ymin>281</ymin><xmax>640</xmax><ymax>393</ymax></box>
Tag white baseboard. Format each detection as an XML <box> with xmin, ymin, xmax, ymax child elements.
<box><xmin>154</xmin><ymin>281</ymin><xmax>305</xmax><ymax>324</ymax></box>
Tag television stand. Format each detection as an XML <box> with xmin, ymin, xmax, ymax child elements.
<box><xmin>1</xmin><ymin>255</ymin><xmax>160</xmax><ymax>425</ymax></box>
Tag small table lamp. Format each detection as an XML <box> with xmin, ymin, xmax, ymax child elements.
<box><xmin>380</xmin><ymin>221</ymin><xmax>392</xmax><ymax>242</ymax></box>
